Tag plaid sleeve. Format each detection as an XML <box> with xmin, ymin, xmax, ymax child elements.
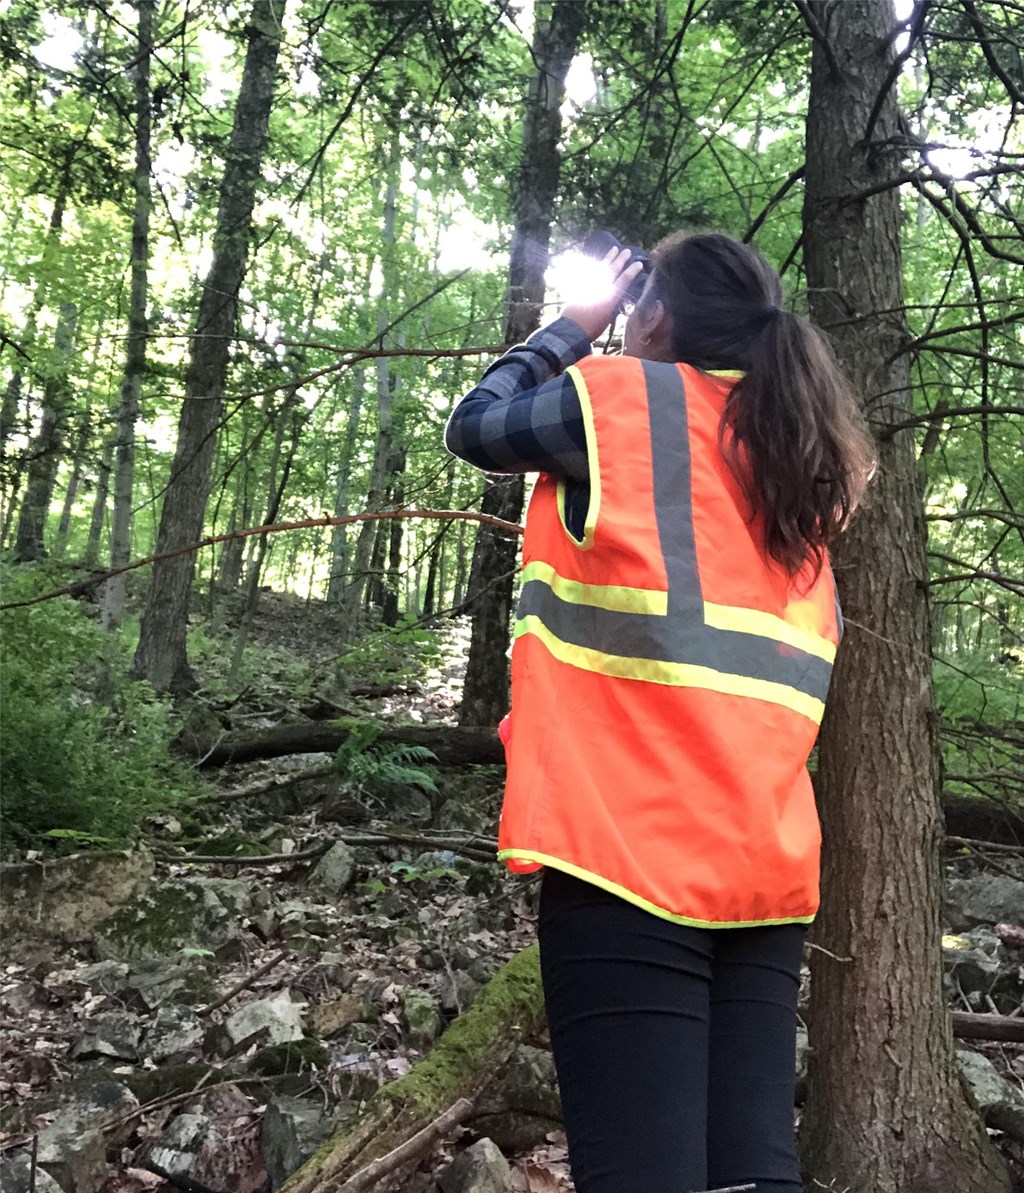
<box><xmin>444</xmin><ymin>317</ymin><xmax>593</xmax><ymax>480</ymax></box>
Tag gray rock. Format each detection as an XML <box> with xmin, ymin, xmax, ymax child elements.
<box><xmin>466</xmin><ymin>957</ymin><xmax>499</xmax><ymax>985</ymax></box>
<box><xmin>957</xmin><ymin>1047</ymin><xmax>1024</xmax><ymax>1111</ymax></box>
<box><xmin>439</xmin><ymin>1139</ymin><xmax>513</xmax><ymax>1193</ymax></box>
<box><xmin>795</xmin><ymin>1023</ymin><xmax>810</xmax><ymax>1086</ymax></box>
<box><xmin>394</xmin><ymin>789</ymin><xmax>434</xmax><ymax>823</ymax></box>
<box><xmin>942</xmin><ymin>927</ymin><xmax>1022</xmax><ymax>1012</ymax></box>
<box><xmin>188</xmin><ymin>877</ymin><xmax>253</xmax><ymax>918</ymax></box>
<box><xmin>51</xmin><ymin>961</ymin><xmax>129</xmax><ymax>993</ymax></box>
<box><xmin>439</xmin><ymin>969</ymin><xmax>481</xmax><ymax>1014</ymax></box>
<box><xmin>36</xmin><ymin>1082</ymin><xmax>138</xmax><ymax>1193</ymax></box>
<box><xmin>306</xmin><ymin>842</ymin><xmax>356</xmax><ymax>898</ymax></box>
<box><xmin>262</xmin><ymin>1096</ymin><xmax>333</xmax><ymax>1188</ymax></box>
<box><xmin>277</xmin><ymin>900</ymin><xmax>334</xmax><ymax>940</ymax></box>
<box><xmin>216</xmin><ymin>991</ymin><xmax>305</xmax><ymax>1056</ymax></box>
<box><xmin>145</xmin><ymin>1005</ymin><xmax>205</xmax><ymax>1061</ymax></box>
<box><xmin>400</xmin><ymin>987</ymin><xmax>442</xmax><ymax>1050</ymax></box>
<box><xmin>472</xmin><ymin>1045</ymin><xmax>561</xmax><ymax>1152</ymax></box>
<box><xmin>1</xmin><ymin>850</ymin><xmax>154</xmax><ymax>964</ymax></box>
<box><xmin>946</xmin><ymin>874</ymin><xmax>1024</xmax><ymax>931</ymax></box>
<box><xmin>94</xmin><ymin>880</ymin><xmax>235</xmax><ymax>963</ymax></box>
<box><xmin>69</xmin><ymin>1013</ymin><xmax>144</xmax><ymax>1062</ymax></box>
<box><xmin>147</xmin><ymin>1113</ymin><xmax>219</xmax><ymax>1181</ymax></box>
<box><xmin>0</xmin><ymin>1152</ymin><xmax>64</xmax><ymax>1192</ymax></box>
<box><xmin>124</xmin><ymin>959</ymin><xmax>215</xmax><ymax>1010</ymax></box>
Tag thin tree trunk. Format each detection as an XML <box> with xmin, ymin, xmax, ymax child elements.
<box><xmin>53</xmin><ymin>416</ymin><xmax>92</xmax><ymax>556</ymax></box>
<box><xmin>133</xmin><ymin>0</ymin><xmax>285</xmax><ymax>693</ymax></box>
<box><xmin>327</xmin><ymin>368</ymin><xmax>366</xmax><ymax>603</ymax></box>
<box><xmin>102</xmin><ymin>0</ymin><xmax>154</xmax><ymax>630</ymax></box>
<box><xmin>799</xmin><ymin>4</ymin><xmax>1010</xmax><ymax>1190</ymax></box>
<box><xmin>228</xmin><ymin>394</ymin><xmax>301</xmax><ymax>682</ymax></box>
<box><xmin>14</xmin><ymin>302</ymin><xmax>78</xmax><ymax>561</ymax></box>
<box><xmin>84</xmin><ymin>437</ymin><xmax>114</xmax><ymax>566</ymax></box>
<box><xmin>341</xmin><ymin>146</ymin><xmax>402</xmax><ymax>635</ymax></box>
<box><xmin>458</xmin><ymin>0</ymin><xmax>586</xmax><ymax>726</ymax></box>
<box><xmin>381</xmin><ymin>448</ymin><xmax>406</xmax><ymax>626</ymax></box>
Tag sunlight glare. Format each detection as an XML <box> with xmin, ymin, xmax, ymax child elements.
<box><xmin>35</xmin><ymin>12</ymin><xmax>82</xmax><ymax>72</ymax></box>
<box><xmin>436</xmin><ymin>204</ymin><xmax>499</xmax><ymax>273</ymax></box>
<box><xmin>893</xmin><ymin>0</ymin><xmax>914</xmax><ymax>51</ymax></box>
<box><xmin>547</xmin><ymin>250</ymin><xmax>617</xmax><ymax>308</ymax></box>
<box><xmin>564</xmin><ymin>53</ymin><xmax>597</xmax><ymax>107</ymax></box>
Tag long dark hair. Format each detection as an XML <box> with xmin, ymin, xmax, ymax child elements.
<box><xmin>640</xmin><ymin>232</ymin><xmax>874</xmax><ymax>578</ymax></box>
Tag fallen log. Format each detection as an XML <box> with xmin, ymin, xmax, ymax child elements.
<box><xmin>280</xmin><ymin>944</ymin><xmax>544</xmax><ymax>1193</ymax></box>
<box><xmin>952</xmin><ymin>1012</ymin><xmax>1024</xmax><ymax>1045</ymax></box>
<box><xmin>943</xmin><ymin>795</ymin><xmax>1024</xmax><ymax>847</ymax></box>
<box><xmin>193</xmin><ymin>718</ymin><xmax>504</xmax><ymax>770</ymax></box>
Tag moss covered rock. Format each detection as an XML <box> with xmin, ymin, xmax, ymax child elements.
<box><xmin>94</xmin><ymin>880</ymin><xmax>233</xmax><ymax>963</ymax></box>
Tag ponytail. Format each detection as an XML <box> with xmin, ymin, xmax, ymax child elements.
<box><xmin>642</xmin><ymin>232</ymin><xmax>875</xmax><ymax>578</ymax></box>
<box><xmin>722</xmin><ymin>310</ymin><xmax>874</xmax><ymax>578</ymax></box>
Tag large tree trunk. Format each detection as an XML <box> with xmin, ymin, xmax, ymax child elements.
<box><xmin>133</xmin><ymin>0</ymin><xmax>285</xmax><ymax>693</ymax></box>
<box><xmin>799</xmin><ymin>4</ymin><xmax>1010</xmax><ymax>1190</ymax></box>
<box><xmin>102</xmin><ymin>0</ymin><xmax>154</xmax><ymax>630</ymax></box>
<box><xmin>458</xmin><ymin>0</ymin><xmax>586</xmax><ymax>727</ymax></box>
<box><xmin>13</xmin><ymin>302</ymin><xmax>77</xmax><ymax>561</ymax></box>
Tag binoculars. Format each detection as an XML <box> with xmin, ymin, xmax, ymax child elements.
<box><xmin>580</xmin><ymin>230</ymin><xmax>652</xmax><ymax>307</ymax></box>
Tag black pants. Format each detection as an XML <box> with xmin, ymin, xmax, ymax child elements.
<box><xmin>538</xmin><ymin>868</ymin><xmax>805</xmax><ymax>1193</ymax></box>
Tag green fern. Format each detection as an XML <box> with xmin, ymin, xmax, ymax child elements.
<box><xmin>334</xmin><ymin>727</ymin><xmax>438</xmax><ymax>798</ymax></box>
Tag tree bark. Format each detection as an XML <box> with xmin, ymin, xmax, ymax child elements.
<box><xmin>228</xmin><ymin>392</ymin><xmax>302</xmax><ymax>681</ymax></box>
<box><xmin>799</xmin><ymin>4</ymin><xmax>1011</xmax><ymax>1190</ymax></box>
<box><xmin>342</xmin><ymin>152</ymin><xmax>401</xmax><ymax>635</ymax></box>
<box><xmin>84</xmin><ymin>436</ymin><xmax>114</xmax><ymax>567</ymax></box>
<box><xmin>133</xmin><ymin>0</ymin><xmax>285</xmax><ymax>693</ymax></box>
<box><xmin>13</xmin><ymin>302</ymin><xmax>78</xmax><ymax>561</ymax></box>
<box><xmin>458</xmin><ymin>0</ymin><xmax>586</xmax><ymax>727</ymax></box>
<box><xmin>52</xmin><ymin>415</ymin><xmax>92</xmax><ymax>556</ymax></box>
<box><xmin>327</xmin><ymin>368</ymin><xmax>366</xmax><ymax>604</ymax></box>
<box><xmin>102</xmin><ymin>0</ymin><xmax>154</xmax><ymax>630</ymax></box>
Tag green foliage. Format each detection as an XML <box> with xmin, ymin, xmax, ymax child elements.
<box><xmin>188</xmin><ymin>623</ymin><xmax>313</xmax><ymax>704</ymax></box>
<box><xmin>0</xmin><ymin>569</ymin><xmax>196</xmax><ymax>851</ymax></box>
<box><xmin>333</xmin><ymin>721</ymin><xmax>439</xmax><ymax>803</ymax></box>
<box><xmin>336</xmin><ymin>619</ymin><xmax>443</xmax><ymax>690</ymax></box>
<box><xmin>389</xmin><ymin>857</ymin><xmax>459</xmax><ymax>884</ymax></box>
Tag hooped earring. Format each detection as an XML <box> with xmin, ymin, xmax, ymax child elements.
<box><xmin>639</xmin><ymin>333</ymin><xmax>652</xmax><ymax>346</ymax></box>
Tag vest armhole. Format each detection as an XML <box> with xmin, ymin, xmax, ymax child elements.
<box><xmin>562</xmin><ymin>364</ymin><xmax>600</xmax><ymax>550</ymax></box>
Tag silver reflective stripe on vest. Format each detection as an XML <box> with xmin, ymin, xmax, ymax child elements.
<box><xmin>517</xmin><ymin>360</ymin><xmax>834</xmax><ymax>717</ymax></box>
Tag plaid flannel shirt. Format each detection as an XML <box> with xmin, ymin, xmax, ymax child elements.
<box><xmin>444</xmin><ymin>316</ymin><xmax>594</xmax><ymax>480</ymax></box>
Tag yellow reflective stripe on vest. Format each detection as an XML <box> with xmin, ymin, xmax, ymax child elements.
<box><xmin>521</xmin><ymin>560</ymin><xmax>668</xmax><ymax>616</ymax></box>
<box><xmin>497</xmin><ymin>850</ymin><xmax>817</xmax><ymax>928</ymax></box>
<box><xmin>514</xmin><ymin>614</ymin><xmax>826</xmax><ymax>724</ymax></box>
<box><xmin>555</xmin><ymin>364</ymin><xmax>601</xmax><ymax>549</ymax></box>
<box><xmin>702</xmin><ymin>602</ymin><xmax>837</xmax><ymax>663</ymax></box>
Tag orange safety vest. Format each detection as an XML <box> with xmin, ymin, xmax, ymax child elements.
<box><xmin>497</xmin><ymin>355</ymin><xmax>842</xmax><ymax>928</ymax></box>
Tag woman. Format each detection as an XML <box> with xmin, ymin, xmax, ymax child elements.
<box><xmin>445</xmin><ymin>232</ymin><xmax>873</xmax><ymax>1193</ymax></box>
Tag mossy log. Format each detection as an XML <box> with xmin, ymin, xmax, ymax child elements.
<box><xmin>192</xmin><ymin>718</ymin><xmax>504</xmax><ymax>770</ymax></box>
<box><xmin>280</xmin><ymin>944</ymin><xmax>544</xmax><ymax>1193</ymax></box>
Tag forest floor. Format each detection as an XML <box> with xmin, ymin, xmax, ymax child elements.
<box><xmin>0</xmin><ymin>590</ymin><xmax>573</xmax><ymax>1193</ymax></box>
<box><xmin>1</xmin><ymin>589</ymin><xmax>1023</xmax><ymax>1192</ymax></box>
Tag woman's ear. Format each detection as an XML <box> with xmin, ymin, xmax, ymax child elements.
<box><xmin>626</xmin><ymin>298</ymin><xmax>674</xmax><ymax>358</ymax></box>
